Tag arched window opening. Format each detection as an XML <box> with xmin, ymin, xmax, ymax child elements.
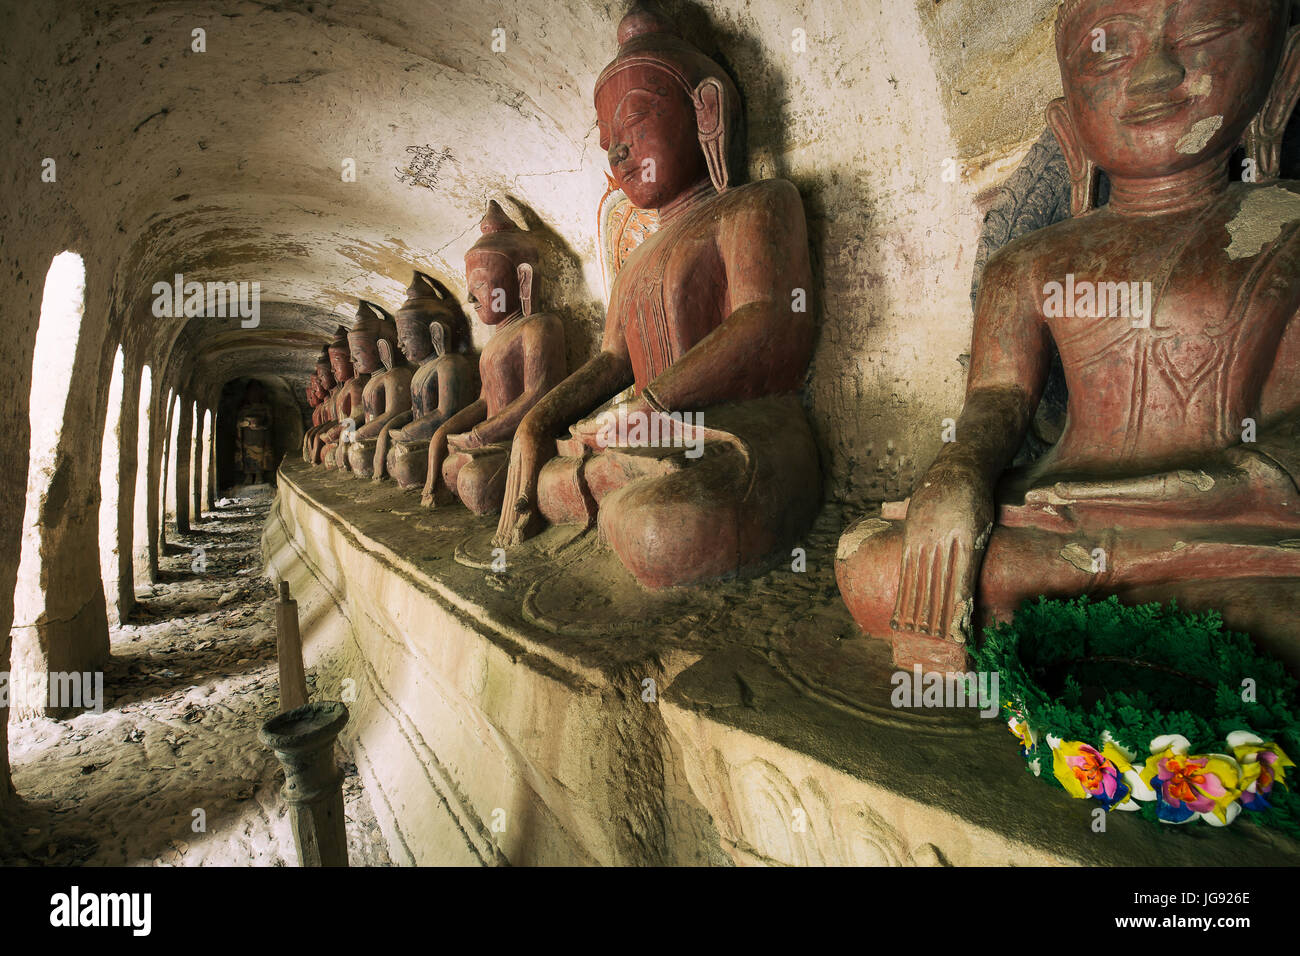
<box><xmin>132</xmin><ymin>364</ymin><xmax>153</xmax><ymax>589</ymax></box>
<box><xmin>10</xmin><ymin>251</ymin><xmax>86</xmax><ymax>720</ymax></box>
<box><xmin>98</xmin><ymin>345</ymin><xmax>125</xmax><ymax>625</ymax></box>
<box><xmin>190</xmin><ymin>402</ymin><xmax>203</xmax><ymax>522</ymax></box>
<box><xmin>201</xmin><ymin>408</ymin><xmax>214</xmax><ymax>513</ymax></box>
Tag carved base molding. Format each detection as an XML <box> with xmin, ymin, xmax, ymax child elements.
<box><xmin>265</xmin><ymin>461</ymin><xmax>1300</xmax><ymax>866</ymax></box>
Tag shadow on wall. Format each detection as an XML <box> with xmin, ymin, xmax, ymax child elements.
<box><xmin>507</xmin><ymin>196</ymin><xmax>605</xmax><ymax>375</ymax></box>
<box><xmin>214</xmin><ymin>376</ymin><xmax>303</xmax><ymax>489</ymax></box>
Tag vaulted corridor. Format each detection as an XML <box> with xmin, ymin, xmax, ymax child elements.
<box><xmin>1</xmin><ymin>488</ymin><xmax>389</xmax><ymax>866</ymax></box>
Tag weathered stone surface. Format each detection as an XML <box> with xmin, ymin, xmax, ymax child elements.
<box><xmin>269</xmin><ymin>463</ymin><xmax>1300</xmax><ymax>865</ymax></box>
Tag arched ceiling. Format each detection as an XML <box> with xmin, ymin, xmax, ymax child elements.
<box><xmin>9</xmin><ymin>0</ymin><xmax>621</xmax><ymax>400</ymax></box>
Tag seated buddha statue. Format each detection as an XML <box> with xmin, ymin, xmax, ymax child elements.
<box><xmin>418</xmin><ymin>201</ymin><xmax>567</xmax><ymax>512</ymax></box>
<box><xmin>342</xmin><ymin>301</ymin><xmax>409</xmax><ymax>477</ymax></box>
<box><xmin>490</xmin><ymin>5</ymin><xmax>821</xmax><ymax>589</ymax></box>
<box><xmin>838</xmin><ymin>0</ymin><xmax>1300</xmax><ymax>673</ymax></box>
<box><xmin>373</xmin><ymin>271</ymin><xmax>479</xmax><ymax>486</ymax></box>
<box><xmin>302</xmin><ymin>348</ymin><xmax>334</xmax><ymax>461</ymax></box>
<box><xmin>316</xmin><ymin>309</ymin><xmax>377</xmax><ymax>470</ymax></box>
<box><xmin>307</xmin><ymin>325</ymin><xmax>357</xmax><ymax>466</ymax></box>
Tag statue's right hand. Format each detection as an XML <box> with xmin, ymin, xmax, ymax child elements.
<box><xmin>421</xmin><ymin>428</ymin><xmax>451</xmax><ymax>508</ymax></box>
<box><xmin>492</xmin><ymin>420</ymin><xmax>548</xmax><ymax>548</ymax></box>
<box><xmin>892</xmin><ymin>467</ymin><xmax>993</xmax><ymax>644</ymax></box>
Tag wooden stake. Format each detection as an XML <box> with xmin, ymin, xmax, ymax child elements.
<box><xmin>276</xmin><ymin>579</ymin><xmax>309</xmax><ymax>712</ymax></box>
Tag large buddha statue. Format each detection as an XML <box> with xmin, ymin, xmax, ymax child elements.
<box><xmin>489</xmin><ymin>5</ymin><xmax>821</xmax><ymax>588</ymax></box>
<box><xmin>340</xmin><ymin>301</ymin><xmax>407</xmax><ymax>477</ymax></box>
<box><xmin>373</xmin><ymin>271</ymin><xmax>479</xmax><ymax>487</ymax></box>
<box><xmin>306</xmin><ymin>325</ymin><xmax>356</xmax><ymax>466</ymax></box>
<box><xmin>418</xmin><ymin>201</ymin><xmax>567</xmax><ymax>512</ymax></box>
<box><xmin>316</xmin><ymin>308</ymin><xmax>378</xmax><ymax>470</ymax></box>
<box><xmin>838</xmin><ymin>0</ymin><xmax>1300</xmax><ymax>672</ymax></box>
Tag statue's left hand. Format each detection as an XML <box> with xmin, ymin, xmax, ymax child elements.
<box><xmin>1023</xmin><ymin>448</ymin><xmax>1292</xmax><ymax>513</ymax></box>
<box><xmin>447</xmin><ymin>430</ymin><xmax>482</xmax><ymax>452</ymax></box>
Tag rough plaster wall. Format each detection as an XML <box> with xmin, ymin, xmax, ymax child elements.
<box><xmin>0</xmin><ymin>0</ymin><xmax>1071</xmax><ymax>793</ymax></box>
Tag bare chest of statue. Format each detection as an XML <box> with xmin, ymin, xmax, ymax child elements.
<box><xmin>1038</xmin><ymin>191</ymin><xmax>1300</xmax><ymax>469</ymax></box>
<box><xmin>609</xmin><ymin>194</ymin><xmax>727</xmax><ymax>391</ymax></box>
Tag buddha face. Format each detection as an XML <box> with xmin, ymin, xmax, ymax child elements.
<box><xmin>328</xmin><ymin>346</ymin><xmax>353</xmax><ymax>383</ymax></box>
<box><xmin>348</xmin><ymin>331</ymin><xmax>381</xmax><ymax>375</ymax></box>
<box><xmin>597</xmin><ymin>65</ymin><xmax>709</xmax><ymax>210</ymax></box>
<box><xmin>1058</xmin><ymin>0</ymin><xmax>1288</xmax><ymax>179</ymax></box>
<box><xmin>465</xmin><ymin>254</ymin><xmax>520</xmax><ymax>326</ymax></box>
<box><xmin>396</xmin><ymin>314</ymin><xmax>433</xmax><ymax>363</ymax></box>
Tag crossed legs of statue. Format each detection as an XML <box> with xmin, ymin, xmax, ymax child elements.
<box><xmin>442</xmin><ymin>443</ymin><xmax>512</xmax><ymax>516</ymax></box>
<box><xmin>536</xmin><ymin>394</ymin><xmax>821</xmax><ymax>589</ymax></box>
<box><xmin>837</xmin><ymin>499</ymin><xmax>1300</xmax><ymax>673</ymax></box>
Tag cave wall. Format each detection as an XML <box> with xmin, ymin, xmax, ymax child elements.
<box><xmin>0</xmin><ymin>0</ymin><xmax>1067</xmax><ymax>798</ymax></box>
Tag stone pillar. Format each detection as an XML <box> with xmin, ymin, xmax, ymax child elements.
<box><xmin>259</xmin><ymin>702</ymin><xmax>350</xmax><ymax>867</ymax></box>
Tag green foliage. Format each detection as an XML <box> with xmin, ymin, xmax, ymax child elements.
<box><xmin>973</xmin><ymin>595</ymin><xmax>1300</xmax><ymax>833</ymax></box>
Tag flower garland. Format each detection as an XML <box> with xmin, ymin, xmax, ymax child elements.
<box><xmin>973</xmin><ymin>596</ymin><xmax>1300</xmax><ymax>831</ymax></box>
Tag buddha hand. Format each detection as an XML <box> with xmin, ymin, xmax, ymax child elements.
<box><xmin>892</xmin><ymin>464</ymin><xmax>994</xmax><ymax>645</ymax></box>
<box><xmin>493</xmin><ymin>419</ymin><xmax>549</xmax><ymax>548</ymax></box>
<box><xmin>1021</xmin><ymin>447</ymin><xmax>1294</xmax><ymax>518</ymax></box>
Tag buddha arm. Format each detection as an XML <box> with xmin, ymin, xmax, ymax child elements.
<box><xmin>421</xmin><ymin>398</ymin><xmax>489</xmax><ymax>502</ymax></box>
<box><xmin>893</xmin><ymin>248</ymin><xmax>1050</xmax><ymax>641</ymax></box>
<box><xmin>645</xmin><ymin>180</ymin><xmax>813</xmax><ymax>411</ymax></box>
<box><xmin>472</xmin><ymin>318</ymin><xmax>568</xmax><ymax>446</ymax></box>
<box><xmin>371</xmin><ymin>409</ymin><xmax>415</xmax><ymax>479</ymax></box>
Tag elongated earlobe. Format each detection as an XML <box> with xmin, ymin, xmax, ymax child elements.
<box><xmin>1245</xmin><ymin>25</ymin><xmax>1300</xmax><ymax>182</ymax></box>
<box><xmin>1047</xmin><ymin>97</ymin><xmax>1098</xmax><ymax>216</ymax></box>
<box><xmin>693</xmin><ymin>77</ymin><xmax>729</xmax><ymax>192</ymax></box>
<box><xmin>377</xmin><ymin>338</ymin><xmax>395</xmax><ymax>373</ymax></box>
<box><xmin>428</xmin><ymin>321</ymin><xmax>447</xmax><ymax>357</ymax></box>
<box><xmin>517</xmin><ymin>262</ymin><xmax>535</xmax><ymax>317</ymax></box>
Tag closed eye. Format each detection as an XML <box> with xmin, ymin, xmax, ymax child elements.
<box><xmin>1176</xmin><ymin>17</ymin><xmax>1243</xmax><ymax>46</ymax></box>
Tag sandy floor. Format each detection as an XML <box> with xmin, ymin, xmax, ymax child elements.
<box><xmin>0</xmin><ymin>486</ymin><xmax>392</xmax><ymax>866</ymax></box>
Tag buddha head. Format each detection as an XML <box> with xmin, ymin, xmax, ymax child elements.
<box><xmin>306</xmin><ymin>375</ymin><xmax>321</xmax><ymax>408</ymax></box>
<box><xmin>464</xmin><ymin>200</ymin><xmax>539</xmax><ymax>327</ymax></box>
<box><xmin>348</xmin><ymin>300</ymin><xmax>396</xmax><ymax>375</ymax></box>
<box><xmin>395</xmin><ymin>271</ymin><xmax>466</xmax><ymax>362</ymax></box>
<box><xmin>1050</xmin><ymin>0</ymin><xmax>1300</xmax><ymax>211</ymax></box>
<box><xmin>315</xmin><ymin>345</ymin><xmax>336</xmax><ymax>391</ymax></box>
<box><xmin>326</xmin><ymin>324</ymin><xmax>354</xmax><ymax>384</ymax></box>
<box><xmin>595</xmin><ymin>3</ymin><xmax>742</xmax><ymax>209</ymax></box>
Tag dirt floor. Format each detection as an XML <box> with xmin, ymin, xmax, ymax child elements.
<box><xmin>0</xmin><ymin>485</ymin><xmax>392</xmax><ymax>866</ymax></box>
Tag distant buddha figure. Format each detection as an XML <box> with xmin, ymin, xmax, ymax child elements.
<box><xmin>339</xmin><ymin>301</ymin><xmax>404</xmax><ymax>476</ymax></box>
<box><xmin>307</xmin><ymin>325</ymin><xmax>358</xmax><ymax>466</ymax></box>
<box><xmin>317</xmin><ymin>305</ymin><xmax>384</xmax><ymax>470</ymax></box>
<box><xmin>838</xmin><ymin>0</ymin><xmax>1300</xmax><ymax>673</ymax></box>
<box><xmin>374</xmin><ymin>271</ymin><xmax>479</xmax><ymax>487</ymax></box>
<box><xmin>235</xmin><ymin>381</ymin><xmax>273</xmax><ymax>485</ymax></box>
<box><xmin>302</xmin><ymin>347</ymin><xmax>334</xmax><ymax>461</ymax></box>
<box><xmin>419</xmin><ymin>201</ymin><xmax>567</xmax><ymax>513</ymax></box>
<box><xmin>491</xmin><ymin>4</ymin><xmax>821</xmax><ymax>588</ymax></box>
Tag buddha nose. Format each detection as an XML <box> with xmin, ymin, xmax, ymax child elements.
<box><xmin>608</xmin><ymin>141</ymin><xmax>630</xmax><ymax>167</ymax></box>
<box><xmin>1129</xmin><ymin>41</ymin><xmax>1185</xmax><ymax>96</ymax></box>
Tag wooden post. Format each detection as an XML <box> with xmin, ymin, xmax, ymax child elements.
<box><xmin>259</xmin><ymin>702</ymin><xmax>350</xmax><ymax>867</ymax></box>
<box><xmin>276</xmin><ymin>579</ymin><xmax>309</xmax><ymax>712</ymax></box>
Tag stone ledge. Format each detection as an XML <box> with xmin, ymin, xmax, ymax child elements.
<box><xmin>265</xmin><ymin>460</ymin><xmax>1300</xmax><ymax>866</ymax></box>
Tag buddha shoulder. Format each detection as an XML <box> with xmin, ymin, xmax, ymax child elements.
<box><xmin>711</xmin><ymin>178</ymin><xmax>806</xmax><ymax>225</ymax></box>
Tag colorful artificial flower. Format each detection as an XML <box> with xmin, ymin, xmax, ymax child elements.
<box><xmin>1045</xmin><ymin>734</ymin><xmax>1151</xmax><ymax>811</ymax></box>
<box><xmin>1228</xmin><ymin>731</ymin><xmax>1294</xmax><ymax>812</ymax></box>
<box><xmin>1139</xmin><ymin>735</ymin><xmax>1242</xmax><ymax>825</ymax></box>
<box><xmin>1007</xmin><ymin>710</ymin><xmax>1037</xmax><ymax>757</ymax></box>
